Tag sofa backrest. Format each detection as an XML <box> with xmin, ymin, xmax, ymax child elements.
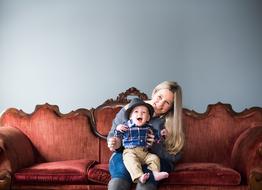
<box><xmin>1</xmin><ymin>88</ymin><xmax>262</xmax><ymax>167</ymax></box>
<box><xmin>182</xmin><ymin>103</ymin><xmax>262</xmax><ymax>166</ymax></box>
<box><xmin>91</xmin><ymin>105</ymin><xmax>122</xmax><ymax>164</ymax></box>
<box><xmin>0</xmin><ymin>104</ymin><xmax>100</xmax><ymax>163</ymax></box>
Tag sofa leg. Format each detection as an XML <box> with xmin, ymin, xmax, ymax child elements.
<box><xmin>249</xmin><ymin>170</ymin><xmax>262</xmax><ymax>190</ymax></box>
<box><xmin>0</xmin><ymin>170</ymin><xmax>11</xmax><ymax>190</ymax></box>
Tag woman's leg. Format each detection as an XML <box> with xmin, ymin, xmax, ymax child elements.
<box><xmin>108</xmin><ymin>152</ymin><xmax>132</xmax><ymax>190</ymax></box>
<box><xmin>136</xmin><ymin>182</ymin><xmax>157</xmax><ymax>190</ymax></box>
<box><xmin>135</xmin><ymin>158</ymin><xmax>173</xmax><ymax>190</ymax></box>
<box><xmin>131</xmin><ymin>165</ymin><xmax>158</xmax><ymax>190</ymax></box>
<box><xmin>160</xmin><ymin>158</ymin><xmax>173</xmax><ymax>173</ymax></box>
<box><xmin>108</xmin><ymin>178</ymin><xmax>131</xmax><ymax>190</ymax></box>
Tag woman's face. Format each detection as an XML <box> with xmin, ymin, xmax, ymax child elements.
<box><xmin>151</xmin><ymin>89</ymin><xmax>174</xmax><ymax>116</ymax></box>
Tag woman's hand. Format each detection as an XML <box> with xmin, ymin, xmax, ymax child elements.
<box><xmin>107</xmin><ymin>137</ymin><xmax>121</xmax><ymax>151</ymax></box>
<box><xmin>146</xmin><ymin>129</ymin><xmax>155</xmax><ymax>146</ymax></box>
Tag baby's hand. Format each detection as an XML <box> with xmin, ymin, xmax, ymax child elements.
<box><xmin>116</xmin><ymin>124</ymin><xmax>128</xmax><ymax>132</ymax></box>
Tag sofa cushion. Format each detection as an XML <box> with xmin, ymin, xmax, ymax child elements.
<box><xmin>87</xmin><ymin>163</ymin><xmax>110</xmax><ymax>184</ymax></box>
<box><xmin>87</xmin><ymin>162</ymin><xmax>241</xmax><ymax>186</ymax></box>
<box><xmin>163</xmin><ymin>163</ymin><xmax>241</xmax><ymax>185</ymax></box>
<box><xmin>14</xmin><ymin>159</ymin><xmax>97</xmax><ymax>184</ymax></box>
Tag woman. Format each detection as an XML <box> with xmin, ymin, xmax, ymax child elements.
<box><xmin>107</xmin><ymin>81</ymin><xmax>185</xmax><ymax>190</ymax></box>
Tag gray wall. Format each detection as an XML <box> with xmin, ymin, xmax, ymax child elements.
<box><xmin>0</xmin><ymin>0</ymin><xmax>262</xmax><ymax>113</ymax></box>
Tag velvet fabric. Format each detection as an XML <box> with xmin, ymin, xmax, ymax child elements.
<box><xmin>14</xmin><ymin>159</ymin><xmax>96</xmax><ymax>184</ymax></box>
<box><xmin>164</xmin><ymin>163</ymin><xmax>241</xmax><ymax>185</ymax></box>
<box><xmin>0</xmin><ymin>89</ymin><xmax>261</xmax><ymax>190</ymax></box>
<box><xmin>93</xmin><ymin>106</ymin><xmax>122</xmax><ymax>136</ymax></box>
<box><xmin>0</xmin><ymin>127</ymin><xmax>35</xmax><ymax>172</ymax></box>
<box><xmin>181</xmin><ymin>104</ymin><xmax>262</xmax><ymax>166</ymax></box>
<box><xmin>92</xmin><ymin>106</ymin><xmax>122</xmax><ymax>164</ymax></box>
<box><xmin>231</xmin><ymin>125</ymin><xmax>262</xmax><ymax>183</ymax></box>
<box><xmin>87</xmin><ymin>164</ymin><xmax>110</xmax><ymax>185</ymax></box>
<box><xmin>0</xmin><ymin>104</ymin><xmax>99</xmax><ymax>162</ymax></box>
<box><xmin>86</xmin><ymin>162</ymin><xmax>241</xmax><ymax>186</ymax></box>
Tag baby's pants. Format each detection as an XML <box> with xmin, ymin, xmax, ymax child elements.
<box><xmin>123</xmin><ymin>147</ymin><xmax>160</xmax><ymax>182</ymax></box>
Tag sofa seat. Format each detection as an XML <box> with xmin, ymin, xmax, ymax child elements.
<box><xmin>87</xmin><ymin>162</ymin><xmax>241</xmax><ymax>186</ymax></box>
<box><xmin>88</xmin><ymin>163</ymin><xmax>110</xmax><ymax>184</ymax></box>
<box><xmin>14</xmin><ymin>159</ymin><xmax>97</xmax><ymax>184</ymax></box>
<box><xmin>164</xmin><ymin>163</ymin><xmax>241</xmax><ymax>185</ymax></box>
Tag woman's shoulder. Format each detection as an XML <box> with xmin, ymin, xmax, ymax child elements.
<box><xmin>113</xmin><ymin>105</ymin><xmax>128</xmax><ymax>124</ymax></box>
<box><xmin>117</xmin><ymin>105</ymin><xmax>127</xmax><ymax>115</ymax></box>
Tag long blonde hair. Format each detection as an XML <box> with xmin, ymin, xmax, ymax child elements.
<box><xmin>152</xmin><ymin>81</ymin><xmax>184</xmax><ymax>155</ymax></box>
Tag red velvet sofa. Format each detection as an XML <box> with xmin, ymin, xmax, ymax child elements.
<box><xmin>0</xmin><ymin>87</ymin><xmax>261</xmax><ymax>190</ymax></box>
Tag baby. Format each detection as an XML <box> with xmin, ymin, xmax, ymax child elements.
<box><xmin>114</xmin><ymin>98</ymin><xmax>169</xmax><ymax>183</ymax></box>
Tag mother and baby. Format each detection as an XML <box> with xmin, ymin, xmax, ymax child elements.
<box><xmin>107</xmin><ymin>81</ymin><xmax>185</xmax><ymax>190</ymax></box>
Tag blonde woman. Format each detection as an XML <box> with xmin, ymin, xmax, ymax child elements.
<box><xmin>107</xmin><ymin>81</ymin><xmax>185</xmax><ymax>190</ymax></box>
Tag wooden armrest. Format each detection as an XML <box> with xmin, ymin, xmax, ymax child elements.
<box><xmin>231</xmin><ymin>125</ymin><xmax>262</xmax><ymax>189</ymax></box>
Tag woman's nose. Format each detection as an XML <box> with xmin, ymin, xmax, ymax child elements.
<box><xmin>158</xmin><ymin>100</ymin><xmax>165</xmax><ymax>107</ymax></box>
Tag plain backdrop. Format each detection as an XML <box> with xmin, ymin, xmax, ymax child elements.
<box><xmin>0</xmin><ymin>0</ymin><xmax>261</xmax><ymax>113</ymax></box>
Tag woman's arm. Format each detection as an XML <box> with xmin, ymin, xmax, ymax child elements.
<box><xmin>107</xmin><ymin>108</ymin><xmax>127</xmax><ymax>140</ymax></box>
<box><xmin>107</xmin><ymin>107</ymin><xmax>128</xmax><ymax>151</ymax></box>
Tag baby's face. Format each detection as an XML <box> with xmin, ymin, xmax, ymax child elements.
<box><xmin>129</xmin><ymin>105</ymin><xmax>150</xmax><ymax>127</ymax></box>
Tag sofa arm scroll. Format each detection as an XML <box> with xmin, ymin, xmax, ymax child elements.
<box><xmin>0</xmin><ymin>170</ymin><xmax>11</xmax><ymax>190</ymax></box>
<box><xmin>231</xmin><ymin>125</ymin><xmax>262</xmax><ymax>189</ymax></box>
<box><xmin>0</xmin><ymin>127</ymin><xmax>35</xmax><ymax>173</ymax></box>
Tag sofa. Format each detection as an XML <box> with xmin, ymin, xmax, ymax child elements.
<box><xmin>0</xmin><ymin>87</ymin><xmax>261</xmax><ymax>190</ymax></box>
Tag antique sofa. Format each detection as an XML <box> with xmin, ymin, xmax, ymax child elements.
<box><xmin>0</xmin><ymin>87</ymin><xmax>261</xmax><ymax>190</ymax></box>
